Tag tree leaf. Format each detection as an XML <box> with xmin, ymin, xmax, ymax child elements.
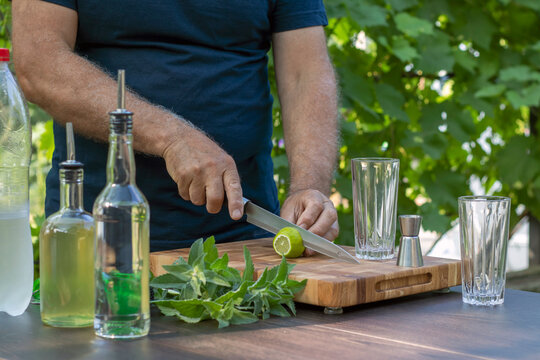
<box><xmin>499</xmin><ymin>65</ymin><xmax>540</xmax><ymax>83</ymax></box>
<box><xmin>496</xmin><ymin>136</ymin><xmax>540</xmax><ymax>186</ymax></box>
<box><xmin>374</xmin><ymin>83</ymin><xmax>409</xmax><ymax>122</ymax></box>
<box><xmin>387</xmin><ymin>0</ymin><xmax>418</xmax><ymax>12</ymax></box>
<box><xmin>340</xmin><ymin>69</ymin><xmax>374</xmax><ymax>107</ymax></box>
<box><xmin>345</xmin><ymin>0</ymin><xmax>387</xmax><ymax>28</ymax></box>
<box><xmin>415</xmin><ymin>33</ymin><xmax>454</xmax><ymax>74</ymax></box>
<box><xmin>515</xmin><ymin>0</ymin><xmax>540</xmax><ymax>11</ymax></box>
<box><xmin>506</xmin><ymin>85</ymin><xmax>540</xmax><ymax>108</ymax></box>
<box><xmin>453</xmin><ymin>8</ymin><xmax>496</xmax><ymax>49</ymax></box>
<box><xmin>391</xmin><ymin>36</ymin><xmax>418</xmax><ymax>62</ymax></box>
<box><xmin>394</xmin><ymin>13</ymin><xmax>434</xmax><ymax>37</ymax></box>
<box><xmin>474</xmin><ymin>84</ymin><xmax>506</xmax><ymax>98</ymax></box>
<box><xmin>419</xmin><ymin>132</ymin><xmax>449</xmax><ymax>160</ymax></box>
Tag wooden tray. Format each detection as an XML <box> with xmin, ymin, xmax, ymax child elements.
<box><xmin>150</xmin><ymin>239</ymin><xmax>461</xmax><ymax>308</ymax></box>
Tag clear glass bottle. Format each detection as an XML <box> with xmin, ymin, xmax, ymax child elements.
<box><xmin>0</xmin><ymin>48</ymin><xmax>33</xmax><ymax>316</ymax></box>
<box><xmin>39</xmin><ymin>159</ymin><xmax>95</xmax><ymax>327</ymax></box>
<box><xmin>93</xmin><ymin>73</ymin><xmax>150</xmax><ymax>339</ymax></box>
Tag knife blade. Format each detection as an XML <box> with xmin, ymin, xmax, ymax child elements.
<box><xmin>243</xmin><ymin>198</ymin><xmax>360</xmax><ymax>264</ymax></box>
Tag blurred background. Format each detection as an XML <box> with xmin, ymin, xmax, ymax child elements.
<box><xmin>1</xmin><ymin>0</ymin><xmax>539</xmax><ymax>291</ymax></box>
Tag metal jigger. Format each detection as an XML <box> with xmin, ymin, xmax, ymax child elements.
<box><xmin>396</xmin><ymin>215</ymin><xmax>424</xmax><ymax>267</ymax></box>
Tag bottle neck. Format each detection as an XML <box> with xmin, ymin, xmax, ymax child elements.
<box><xmin>107</xmin><ymin>118</ymin><xmax>136</xmax><ymax>185</ymax></box>
<box><xmin>59</xmin><ymin>169</ymin><xmax>84</xmax><ymax>210</ymax></box>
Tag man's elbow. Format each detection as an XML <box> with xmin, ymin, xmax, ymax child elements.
<box><xmin>13</xmin><ymin>57</ymin><xmax>40</xmax><ymax>104</ymax></box>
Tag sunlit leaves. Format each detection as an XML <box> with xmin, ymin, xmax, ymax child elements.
<box><xmin>394</xmin><ymin>13</ymin><xmax>434</xmax><ymax>37</ymax></box>
<box><xmin>270</xmin><ymin>0</ymin><xmax>540</xmax><ymax>245</ymax></box>
<box><xmin>374</xmin><ymin>83</ymin><xmax>409</xmax><ymax>122</ymax></box>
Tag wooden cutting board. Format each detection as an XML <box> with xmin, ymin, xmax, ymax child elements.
<box><xmin>150</xmin><ymin>238</ymin><xmax>461</xmax><ymax>308</ymax></box>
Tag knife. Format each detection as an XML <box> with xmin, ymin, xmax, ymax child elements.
<box><xmin>242</xmin><ymin>198</ymin><xmax>360</xmax><ymax>264</ymax></box>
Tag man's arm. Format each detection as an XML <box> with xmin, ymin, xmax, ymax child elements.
<box><xmin>12</xmin><ymin>0</ymin><xmax>244</xmax><ymax>219</ymax></box>
<box><xmin>272</xmin><ymin>26</ymin><xmax>339</xmax><ymax>241</ymax></box>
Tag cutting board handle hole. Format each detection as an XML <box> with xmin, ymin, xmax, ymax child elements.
<box><xmin>375</xmin><ymin>273</ymin><xmax>433</xmax><ymax>292</ymax></box>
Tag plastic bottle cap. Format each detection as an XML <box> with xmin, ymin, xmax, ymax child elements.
<box><xmin>0</xmin><ymin>49</ymin><xmax>9</xmax><ymax>62</ymax></box>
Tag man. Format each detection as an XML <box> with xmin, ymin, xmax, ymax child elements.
<box><xmin>12</xmin><ymin>0</ymin><xmax>339</xmax><ymax>252</ymax></box>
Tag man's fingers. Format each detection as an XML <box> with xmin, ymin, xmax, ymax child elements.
<box><xmin>188</xmin><ymin>178</ymin><xmax>206</xmax><ymax>206</ymax></box>
<box><xmin>307</xmin><ymin>202</ymin><xmax>338</xmax><ymax>237</ymax></box>
<box><xmin>205</xmin><ymin>179</ymin><xmax>225</xmax><ymax>214</ymax></box>
<box><xmin>296</xmin><ymin>199</ymin><xmax>324</xmax><ymax>229</ymax></box>
<box><xmin>223</xmin><ymin>168</ymin><xmax>243</xmax><ymax>220</ymax></box>
<box><xmin>320</xmin><ymin>220</ymin><xmax>340</xmax><ymax>241</ymax></box>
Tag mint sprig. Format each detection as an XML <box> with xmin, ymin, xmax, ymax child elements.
<box><xmin>151</xmin><ymin>237</ymin><xmax>307</xmax><ymax>328</ymax></box>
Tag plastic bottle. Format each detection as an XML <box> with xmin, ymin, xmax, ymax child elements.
<box><xmin>0</xmin><ymin>48</ymin><xmax>33</xmax><ymax>316</ymax></box>
<box><xmin>93</xmin><ymin>70</ymin><xmax>150</xmax><ymax>339</ymax></box>
<box><xmin>39</xmin><ymin>123</ymin><xmax>95</xmax><ymax>327</ymax></box>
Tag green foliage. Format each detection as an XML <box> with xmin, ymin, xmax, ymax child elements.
<box><xmin>270</xmin><ymin>0</ymin><xmax>540</xmax><ymax>245</ymax></box>
<box><xmin>151</xmin><ymin>237</ymin><xmax>306</xmax><ymax>328</ymax></box>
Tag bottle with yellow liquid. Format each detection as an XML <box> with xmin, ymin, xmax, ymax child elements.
<box><xmin>39</xmin><ymin>123</ymin><xmax>95</xmax><ymax>327</ymax></box>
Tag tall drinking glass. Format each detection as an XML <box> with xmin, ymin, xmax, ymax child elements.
<box><xmin>459</xmin><ymin>196</ymin><xmax>511</xmax><ymax>306</ymax></box>
<box><xmin>352</xmin><ymin>158</ymin><xmax>399</xmax><ymax>260</ymax></box>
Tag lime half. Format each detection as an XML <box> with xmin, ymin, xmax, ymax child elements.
<box><xmin>273</xmin><ymin>227</ymin><xmax>305</xmax><ymax>258</ymax></box>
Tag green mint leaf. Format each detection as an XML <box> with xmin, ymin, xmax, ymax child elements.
<box><xmin>272</xmin><ymin>256</ymin><xmax>288</xmax><ymax>285</ymax></box>
<box><xmin>230</xmin><ymin>308</ymin><xmax>259</xmax><ymax>325</ymax></box>
<box><xmin>161</xmin><ymin>264</ymin><xmax>192</xmax><ymax>282</ymax></box>
<box><xmin>204</xmin><ymin>270</ymin><xmax>231</xmax><ymax>287</ymax></box>
<box><xmin>242</xmin><ymin>246</ymin><xmax>254</xmax><ymax>282</ymax></box>
<box><xmin>154</xmin><ymin>299</ymin><xmax>208</xmax><ymax>323</ymax></box>
<box><xmin>210</xmin><ymin>253</ymin><xmax>229</xmax><ymax>271</ymax></box>
<box><xmin>287</xmin><ymin>279</ymin><xmax>308</xmax><ymax>295</ymax></box>
<box><xmin>216</xmin><ymin>281</ymin><xmax>248</xmax><ymax>305</ymax></box>
<box><xmin>188</xmin><ymin>238</ymin><xmax>204</xmax><ymax>266</ymax></box>
<box><xmin>269</xmin><ymin>303</ymin><xmax>290</xmax><ymax>318</ymax></box>
<box><xmin>284</xmin><ymin>299</ymin><xmax>296</xmax><ymax>316</ymax></box>
<box><xmin>173</xmin><ymin>256</ymin><xmax>189</xmax><ymax>265</ymax></box>
<box><xmin>250</xmin><ymin>268</ymin><xmax>268</xmax><ymax>290</ymax></box>
<box><xmin>203</xmin><ymin>236</ymin><xmax>219</xmax><ymax>264</ymax></box>
<box><xmin>150</xmin><ymin>273</ymin><xmax>187</xmax><ymax>289</ymax></box>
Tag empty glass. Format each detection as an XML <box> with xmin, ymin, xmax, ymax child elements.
<box><xmin>459</xmin><ymin>196</ymin><xmax>511</xmax><ymax>306</ymax></box>
<box><xmin>352</xmin><ymin>158</ymin><xmax>399</xmax><ymax>260</ymax></box>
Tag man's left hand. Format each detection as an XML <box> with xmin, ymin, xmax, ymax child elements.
<box><xmin>280</xmin><ymin>189</ymin><xmax>339</xmax><ymax>255</ymax></box>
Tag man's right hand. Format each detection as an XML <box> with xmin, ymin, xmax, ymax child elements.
<box><xmin>162</xmin><ymin>128</ymin><xmax>244</xmax><ymax>220</ymax></box>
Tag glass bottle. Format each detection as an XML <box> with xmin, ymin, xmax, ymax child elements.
<box><xmin>93</xmin><ymin>70</ymin><xmax>150</xmax><ymax>339</ymax></box>
<box><xmin>0</xmin><ymin>48</ymin><xmax>33</xmax><ymax>316</ymax></box>
<box><xmin>39</xmin><ymin>154</ymin><xmax>95</xmax><ymax>327</ymax></box>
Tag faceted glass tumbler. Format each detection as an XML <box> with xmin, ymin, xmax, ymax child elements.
<box><xmin>352</xmin><ymin>158</ymin><xmax>399</xmax><ymax>260</ymax></box>
<box><xmin>459</xmin><ymin>196</ymin><xmax>511</xmax><ymax>306</ymax></box>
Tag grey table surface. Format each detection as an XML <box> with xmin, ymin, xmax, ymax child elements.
<box><xmin>1</xmin><ymin>288</ymin><xmax>539</xmax><ymax>360</ymax></box>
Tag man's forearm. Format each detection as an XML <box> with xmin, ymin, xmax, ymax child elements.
<box><xmin>16</xmin><ymin>49</ymin><xmax>194</xmax><ymax>158</ymax></box>
<box><xmin>279</xmin><ymin>63</ymin><xmax>339</xmax><ymax>196</ymax></box>
<box><xmin>13</xmin><ymin>1</ymin><xmax>191</xmax><ymax>158</ymax></box>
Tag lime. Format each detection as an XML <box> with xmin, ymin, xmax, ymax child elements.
<box><xmin>273</xmin><ymin>227</ymin><xmax>305</xmax><ymax>258</ymax></box>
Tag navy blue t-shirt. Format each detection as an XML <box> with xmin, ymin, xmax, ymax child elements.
<box><xmin>42</xmin><ymin>0</ymin><xmax>328</xmax><ymax>251</ymax></box>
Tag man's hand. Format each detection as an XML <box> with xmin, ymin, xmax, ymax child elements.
<box><xmin>162</xmin><ymin>129</ymin><xmax>244</xmax><ymax>219</ymax></box>
<box><xmin>280</xmin><ymin>190</ymin><xmax>339</xmax><ymax>255</ymax></box>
